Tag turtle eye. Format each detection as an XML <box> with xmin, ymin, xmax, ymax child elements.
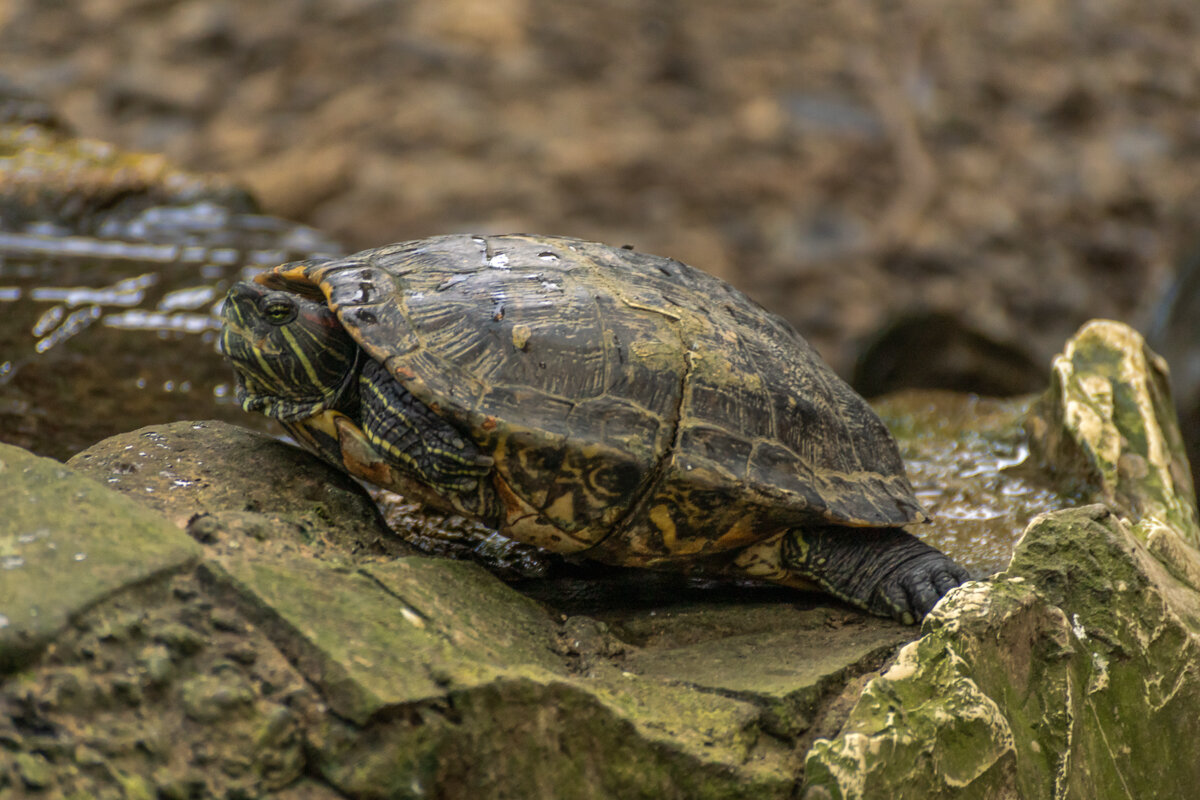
<box><xmin>258</xmin><ymin>293</ymin><xmax>298</xmax><ymax>326</ymax></box>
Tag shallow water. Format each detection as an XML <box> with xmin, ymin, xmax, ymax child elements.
<box><xmin>875</xmin><ymin>390</ymin><xmax>1068</xmax><ymax>577</ymax></box>
<box><xmin>0</xmin><ymin>203</ymin><xmax>342</xmax><ymax>459</ymax></box>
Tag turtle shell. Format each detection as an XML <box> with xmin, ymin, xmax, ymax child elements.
<box><xmin>258</xmin><ymin>234</ymin><xmax>926</xmax><ymax>565</ymax></box>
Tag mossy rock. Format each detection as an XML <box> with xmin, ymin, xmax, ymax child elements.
<box><xmin>806</xmin><ymin>321</ymin><xmax>1200</xmax><ymax>799</ymax></box>
<box><xmin>0</xmin><ymin>442</ymin><xmax>200</xmax><ymax>672</ymax></box>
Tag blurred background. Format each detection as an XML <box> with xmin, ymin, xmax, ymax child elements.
<box><xmin>2</xmin><ymin>0</ymin><xmax>1200</xmax><ymax>461</ymax></box>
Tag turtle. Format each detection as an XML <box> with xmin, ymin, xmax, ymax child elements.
<box><xmin>220</xmin><ymin>233</ymin><xmax>968</xmax><ymax>623</ymax></box>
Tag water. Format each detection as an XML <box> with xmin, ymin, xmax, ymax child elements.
<box><xmin>0</xmin><ymin>202</ymin><xmax>342</xmax><ymax>460</ymax></box>
<box><xmin>875</xmin><ymin>390</ymin><xmax>1067</xmax><ymax>577</ymax></box>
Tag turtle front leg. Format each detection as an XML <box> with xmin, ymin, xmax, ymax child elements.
<box><xmin>319</xmin><ymin>358</ymin><xmax>501</xmax><ymax>523</ymax></box>
<box><xmin>780</xmin><ymin>527</ymin><xmax>969</xmax><ymax>624</ymax></box>
<box><xmin>358</xmin><ymin>358</ymin><xmax>494</xmax><ymax>489</ymax></box>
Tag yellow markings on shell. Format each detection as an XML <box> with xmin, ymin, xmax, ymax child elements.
<box><xmin>649</xmin><ymin>504</ymin><xmax>705</xmax><ymax>555</ymax></box>
<box><xmin>279</xmin><ymin>263</ymin><xmax>314</xmax><ymax>281</ymax></box>
<box><xmin>624</xmin><ymin>339</ymin><xmax>685</xmax><ymax>381</ymax></box>
<box><xmin>712</xmin><ymin>516</ymin><xmax>760</xmax><ymax>551</ymax></box>
<box><xmin>619</xmin><ymin>297</ymin><xmax>681</xmax><ymax>321</ymax></box>
<box><xmin>512</xmin><ymin>324</ymin><xmax>532</xmax><ymax>350</ymax></box>
<box><xmin>731</xmin><ymin>531</ymin><xmax>790</xmax><ymax>581</ymax></box>
<box><xmin>544</xmin><ymin>492</ymin><xmax>577</xmax><ymax>523</ymax></box>
<box><xmin>649</xmin><ymin>505</ymin><xmax>677</xmax><ymax>549</ymax></box>
<box><xmin>629</xmin><ymin>340</ymin><xmax>675</xmax><ymax>359</ymax></box>
<box><xmin>494</xmin><ymin>473</ymin><xmax>593</xmax><ymax>552</ymax></box>
<box><xmin>256</xmin><ymin>262</ymin><xmax>325</xmax><ymax>298</ymax></box>
<box><xmin>691</xmin><ymin>349</ymin><xmax>762</xmax><ymax>391</ymax></box>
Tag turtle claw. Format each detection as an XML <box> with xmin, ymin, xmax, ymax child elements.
<box><xmin>878</xmin><ymin>553</ymin><xmax>970</xmax><ymax>623</ymax></box>
<box><xmin>936</xmin><ymin>562</ymin><xmax>971</xmax><ymax>594</ymax></box>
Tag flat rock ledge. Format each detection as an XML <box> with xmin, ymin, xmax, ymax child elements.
<box><xmin>1</xmin><ymin>320</ymin><xmax>1197</xmax><ymax>799</ymax></box>
<box><xmin>1</xmin><ymin>421</ymin><xmax>912</xmax><ymax>799</ymax></box>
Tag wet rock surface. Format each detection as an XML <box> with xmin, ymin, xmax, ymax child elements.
<box><xmin>873</xmin><ymin>391</ymin><xmax>1061</xmax><ymax>578</ymax></box>
<box><xmin>1</xmin><ymin>383</ymin><xmax>1060</xmax><ymax>797</ymax></box>
<box><xmin>804</xmin><ymin>320</ymin><xmax>1200</xmax><ymax>799</ymax></box>
<box><xmin>2</xmin><ymin>319</ymin><xmax>1196</xmax><ymax>797</ymax></box>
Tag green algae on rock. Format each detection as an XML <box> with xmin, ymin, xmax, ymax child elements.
<box><xmin>1026</xmin><ymin>319</ymin><xmax>1200</xmax><ymax>594</ymax></box>
<box><xmin>805</xmin><ymin>320</ymin><xmax>1200</xmax><ymax>799</ymax></box>
<box><xmin>198</xmin><ymin>553</ymin><xmax>563</xmax><ymax>724</ymax></box>
<box><xmin>1026</xmin><ymin>319</ymin><xmax>1199</xmax><ymax>544</ymax></box>
<box><xmin>0</xmin><ymin>442</ymin><xmax>200</xmax><ymax>672</ymax></box>
<box><xmin>199</xmin><ymin>549</ymin><xmax>798</xmax><ymax>798</ymax></box>
<box><xmin>806</xmin><ymin>505</ymin><xmax>1200</xmax><ymax>799</ymax></box>
<box><xmin>0</xmin><ymin>570</ymin><xmax>315</xmax><ymax>799</ymax></box>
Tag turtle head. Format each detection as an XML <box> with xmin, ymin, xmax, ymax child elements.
<box><xmin>220</xmin><ymin>280</ymin><xmax>360</xmax><ymax>421</ymax></box>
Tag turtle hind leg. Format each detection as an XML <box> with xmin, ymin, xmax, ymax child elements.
<box><xmin>779</xmin><ymin>527</ymin><xmax>969</xmax><ymax>624</ymax></box>
<box><xmin>358</xmin><ymin>358</ymin><xmax>496</xmax><ymax>511</ymax></box>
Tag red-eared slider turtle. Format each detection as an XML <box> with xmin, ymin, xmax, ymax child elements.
<box><xmin>221</xmin><ymin>234</ymin><xmax>968</xmax><ymax>623</ymax></box>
